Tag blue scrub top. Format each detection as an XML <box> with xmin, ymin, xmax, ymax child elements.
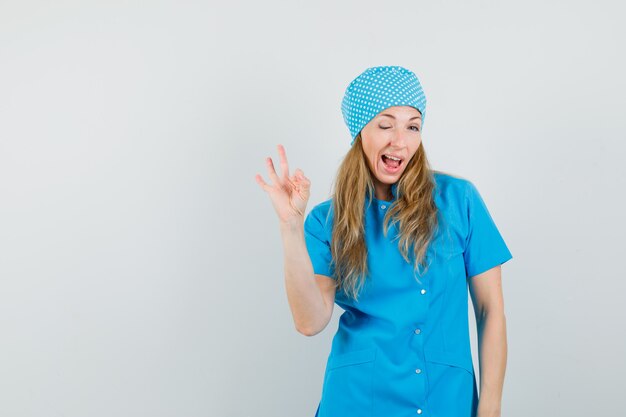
<box><xmin>304</xmin><ymin>172</ymin><xmax>513</xmax><ymax>417</ymax></box>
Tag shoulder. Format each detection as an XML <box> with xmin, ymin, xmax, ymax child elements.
<box><xmin>304</xmin><ymin>198</ymin><xmax>334</xmax><ymax>233</ymax></box>
<box><xmin>432</xmin><ymin>170</ymin><xmax>475</xmax><ymax>203</ymax></box>
<box><xmin>430</xmin><ymin>171</ymin><xmax>482</xmax><ymax>250</ymax></box>
<box><xmin>307</xmin><ymin>198</ymin><xmax>333</xmax><ymax>220</ymax></box>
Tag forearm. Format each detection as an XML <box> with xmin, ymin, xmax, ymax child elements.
<box><xmin>280</xmin><ymin>219</ymin><xmax>328</xmax><ymax>336</ymax></box>
<box><xmin>476</xmin><ymin>310</ymin><xmax>507</xmax><ymax>417</ymax></box>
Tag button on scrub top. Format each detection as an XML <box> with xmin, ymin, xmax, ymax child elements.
<box><xmin>303</xmin><ymin>172</ymin><xmax>513</xmax><ymax>417</ymax></box>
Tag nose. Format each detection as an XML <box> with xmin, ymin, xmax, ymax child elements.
<box><xmin>389</xmin><ymin>129</ymin><xmax>410</xmax><ymax>146</ymax></box>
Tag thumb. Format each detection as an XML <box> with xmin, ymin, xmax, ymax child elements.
<box><xmin>295</xmin><ymin>169</ymin><xmax>310</xmax><ymax>199</ymax></box>
<box><xmin>296</xmin><ymin>168</ymin><xmax>309</xmax><ymax>184</ymax></box>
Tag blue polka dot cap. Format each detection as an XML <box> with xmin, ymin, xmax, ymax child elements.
<box><xmin>341</xmin><ymin>65</ymin><xmax>427</xmax><ymax>146</ymax></box>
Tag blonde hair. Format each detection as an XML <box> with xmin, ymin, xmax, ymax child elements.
<box><xmin>328</xmin><ymin>132</ymin><xmax>441</xmax><ymax>302</ymax></box>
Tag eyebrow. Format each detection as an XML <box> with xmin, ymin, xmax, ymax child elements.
<box><xmin>379</xmin><ymin>113</ymin><xmax>422</xmax><ymax>120</ymax></box>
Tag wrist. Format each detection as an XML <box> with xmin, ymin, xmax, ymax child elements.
<box><xmin>477</xmin><ymin>401</ymin><xmax>501</xmax><ymax>417</ymax></box>
<box><xmin>279</xmin><ymin>216</ymin><xmax>304</xmax><ymax>232</ymax></box>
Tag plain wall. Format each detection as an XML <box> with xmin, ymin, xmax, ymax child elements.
<box><xmin>1</xmin><ymin>0</ymin><xmax>624</xmax><ymax>416</ymax></box>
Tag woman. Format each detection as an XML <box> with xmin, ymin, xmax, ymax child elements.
<box><xmin>255</xmin><ymin>65</ymin><xmax>512</xmax><ymax>417</ymax></box>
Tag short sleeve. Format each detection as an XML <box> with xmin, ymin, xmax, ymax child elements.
<box><xmin>463</xmin><ymin>181</ymin><xmax>513</xmax><ymax>279</ymax></box>
<box><xmin>303</xmin><ymin>206</ymin><xmax>335</xmax><ymax>279</ymax></box>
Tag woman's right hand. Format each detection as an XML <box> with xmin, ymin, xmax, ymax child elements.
<box><xmin>255</xmin><ymin>144</ymin><xmax>311</xmax><ymax>225</ymax></box>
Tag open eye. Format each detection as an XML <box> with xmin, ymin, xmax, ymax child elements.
<box><xmin>409</xmin><ymin>126</ymin><xmax>420</xmax><ymax>132</ymax></box>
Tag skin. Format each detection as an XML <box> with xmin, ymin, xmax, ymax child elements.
<box><xmin>469</xmin><ymin>266</ymin><xmax>508</xmax><ymax>417</ymax></box>
<box><xmin>360</xmin><ymin>106</ymin><xmax>423</xmax><ymax>201</ymax></box>
<box><xmin>255</xmin><ymin>107</ymin><xmax>507</xmax><ymax>416</ymax></box>
<box><xmin>255</xmin><ymin>145</ymin><xmax>337</xmax><ymax>335</ymax></box>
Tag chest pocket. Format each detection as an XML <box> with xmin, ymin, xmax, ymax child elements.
<box><xmin>319</xmin><ymin>347</ymin><xmax>377</xmax><ymax>417</ymax></box>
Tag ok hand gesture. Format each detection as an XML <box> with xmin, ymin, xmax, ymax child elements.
<box><xmin>255</xmin><ymin>144</ymin><xmax>311</xmax><ymax>225</ymax></box>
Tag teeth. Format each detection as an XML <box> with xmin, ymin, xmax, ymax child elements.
<box><xmin>384</xmin><ymin>154</ymin><xmax>401</xmax><ymax>161</ymax></box>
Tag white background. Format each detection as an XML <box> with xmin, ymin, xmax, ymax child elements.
<box><xmin>1</xmin><ymin>1</ymin><xmax>625</xmax><ymax>416</ymax></box>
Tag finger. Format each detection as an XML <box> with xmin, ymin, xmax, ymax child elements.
<box><xmin>290</xmin><ymin>173</ymin><xmax>303</xmax><ymax>188</ymax></box>
<box><xmin>277</xmin><ymin>144</ymin><xmax>290</xmax><ymax>180</ymax></box>
<box><xmin>255</xmin><ymin>174</ymin><xmax>271</xmax><ymax>192</ymax></box>
<box><xmin>265</xmin><ymin>157</ymin><xmax>281</xmax><ymax>185</ymax></box>
<box><xmin>290</xmin><ymin>175</ymin><xmax>308</xmax><ymax>197</ymax></box>
<box><xmin>295</xmin><ymin>168</ymin><xmax>309</xmax><ymax>185</ymax></box>
<box><xmin>295</xmin><ymin>173</ymin><xmax>310</xmax><ymax>196</ymax></box>
<box><xmin>286</xmin><ymin>174</ymin><xmax>298</xmax><ymax>190</ymax></box>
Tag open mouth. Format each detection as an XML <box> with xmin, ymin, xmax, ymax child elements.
<box><xmin>381</xmin><ymin>154</ymin><xmax>403</xmax><ymax>170</ymax></box>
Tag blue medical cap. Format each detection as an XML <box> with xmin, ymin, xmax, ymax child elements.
<box><xmin>341</xmin><ymin>65</ymin><xmax>427</xmax><ymax>146</ymax></box>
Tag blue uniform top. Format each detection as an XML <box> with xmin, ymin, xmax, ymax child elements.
<box><xmin>303</xmin><ymin>171</ymin><xmax>513</xmax><ymax>417</ymax></box>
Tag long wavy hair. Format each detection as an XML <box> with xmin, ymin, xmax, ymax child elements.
<box><xmin>328</xmin><ymin>132</ymin><xmax>441</xmax><ymax>302</ymax></box>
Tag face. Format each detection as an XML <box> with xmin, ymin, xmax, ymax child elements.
<box><xmin>360</xmin><ymin>105</ymin><xmax>422</xmax><ymax>199</ymax></box>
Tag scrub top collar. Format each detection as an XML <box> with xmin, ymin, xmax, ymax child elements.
<box><xmin>372</xmin><ymin>182</ymin><xmax>398</xmax><ymax>202</ymax></box>
<box><xmin>391</xmin><ymin>182</ymin><xmax>398</xmax><ymax>199</ymax></box>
